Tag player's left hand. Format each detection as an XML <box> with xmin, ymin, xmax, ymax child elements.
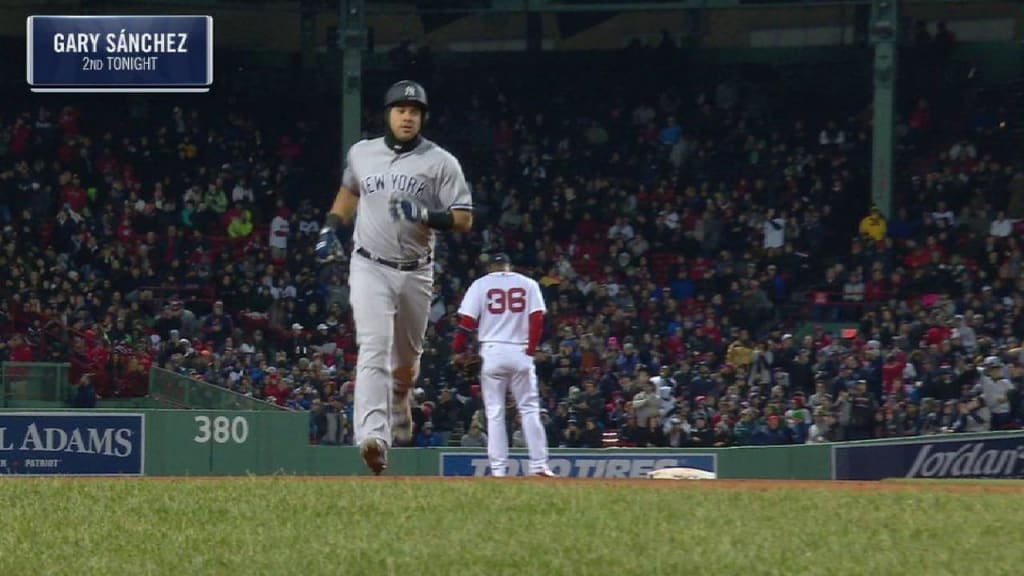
<box><xmin>452</xmin><ymin>353</ymin><xmax>481</xmax><ymax>376</ymax></box>
<box><xmin>389</xmin><ymin>198</ymin><xmax>427</xmax><ymax>224</ymax></box>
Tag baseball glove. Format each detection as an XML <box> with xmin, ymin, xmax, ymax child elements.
<box><xmin>453</xmin><ymin>353</ymin><xmax>482</xmax><ymax>378</ymax></box>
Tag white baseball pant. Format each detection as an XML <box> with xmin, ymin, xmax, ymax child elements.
<box><xmin>348</xmin><ymin>253</ymin><xmax>432</xmax><ymax>448</ymax></box>
<box><xmin>480</xmin><ymin>342</ymin><xmax>549</xmax><ymax>476</ymax></box>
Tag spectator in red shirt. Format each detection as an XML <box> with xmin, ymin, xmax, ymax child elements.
<box><xmin>881</xmin><ymin>353</ymin><xmax>906</xmax><ymax>396</ymax></box>
<box><xmin>664</xmin><ymin>326</ymin><xmax>685</xmax><ymax>361</ymax></box>
<box><xmin>908</xmin><ymin>99</ymin><xmax>931</xmax><ymax>132</ymax></box>
<box><xmin>8</xmin><ymin>333</ymin><xmax>34</xmax><ymax>362</ymax></box>
<box><xmin>263</xmin><ymin>373</ymin><xmax>290</xmax><ymax>405</ymax></box>
<box><xmin>574</xmin><ymin>211</ymin><xmax>602</xmax><ymax>241</ymax></box>
<box><xmin>864</xmin><ymin>268</ymin><xmax>889</xmax><ymax>301</ymax></box>
<box><xmin>58</xmin><ymin>105</ymin><xmax>80</xmax><ymax>135</ymax></box>
<box><xmin>10</xmin><ymin>115</ymin><xmax>32</xmax><ymax>156</ymax></box>
<box><xmin>925</xmin><ymin>316</ymin><xmax>953</xmax><ymax>347</ymax></box>
<box><xmin>61</xmin><ymin>173</ymin><xmax>87</xmax><ymax>214</ymax></box>
<box><xmin>903</xmin><ymin>240</ymin><xmax>932</xmax><ymax>268</ymax></box>
<box><xmin>117</xmin><ymin>215</ymin><xmax>135</xmax><ymax>243</ymax></box>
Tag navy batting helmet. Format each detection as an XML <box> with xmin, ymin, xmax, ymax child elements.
<box><xmin>385</xmin><ymin>80</ymin><xmax>428</xmax><ymax>111</ymax></box>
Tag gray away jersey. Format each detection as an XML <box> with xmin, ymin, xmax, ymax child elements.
<box><xmin>342</xmin><ymin>136</ymin><xmax>472</xmax><ymax>261</ymax></box>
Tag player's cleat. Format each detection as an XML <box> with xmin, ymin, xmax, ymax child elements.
<box><xmin>360</xmin><ymin>438</ymin><xmax>388</xmax><ymax>476</ymax></box>
<box><xmin>533</xmin><ymin>469</ymin><xmax>558</xmax><ymax>478</ymax></box>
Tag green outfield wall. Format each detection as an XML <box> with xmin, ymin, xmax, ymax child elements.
<box><xmin>113</xmin><ymin>410</ymin><xmax>838</xmax><ymax>478</ymax></box>
<box><xmin>2</xmin><ymin>409</ymin><xmax>1022</xmax><ymax>479</ymax></box>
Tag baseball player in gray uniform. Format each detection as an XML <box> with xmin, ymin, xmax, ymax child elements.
<box><xmin>316</xmin><ymin>80</ymin><xmax>473</xmax><ymax>474</ymax></box>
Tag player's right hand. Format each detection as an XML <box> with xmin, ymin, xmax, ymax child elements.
<box><xmin>389</xmin><ymin>198</ymin><xmax>428</xmax><ymax>224</ymax></box>
<box><xmin>315</xmin><ymin>226</ymin><xmax>345</xmax><ymax>263</ymax></box>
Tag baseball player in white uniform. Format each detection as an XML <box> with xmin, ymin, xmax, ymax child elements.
<box><xmin>976</xmin><ymin>356</ymin><xmax>1015</xmax><ymax>429</ymax></box>
<box><xmin>317</xmin><ymin>80</ymin><xmax>473</xmax><ymax>475</ymax></box>
<box><xmin>453</xmin><ymin>254</ymin><xmax>556</xmax><ymax>477</ymax></box>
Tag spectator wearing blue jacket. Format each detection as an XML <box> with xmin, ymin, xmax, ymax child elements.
<box><xmin>670</xmin><ymin>269</ymin><xmax>696</xmax><ymax>300</ymax></box>
<box><xmin>415</xmin><ymin>421</ymin><xmax>444</xmax><ymax>447</ymax></box>
<box><xmin>752</xmin><ymin>415</ymin><xmax>791</xmax><ymax>445</ymax></box>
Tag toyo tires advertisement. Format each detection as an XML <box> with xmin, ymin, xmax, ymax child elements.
<box><xmin>440</xmin><ymin>451</ymin><xmax>716</xmax><ymax>478</ymax></box>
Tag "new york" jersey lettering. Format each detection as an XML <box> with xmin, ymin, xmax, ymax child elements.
<box><xmin>361</xmin><ymin>172</ymin><xmax>428</xmax><ymax>198</ymax></box>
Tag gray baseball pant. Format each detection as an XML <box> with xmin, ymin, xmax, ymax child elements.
<box><xmin>348</xmin><ymin>253</ymin><xmax>432</xmax><ymax>448</ymax></box>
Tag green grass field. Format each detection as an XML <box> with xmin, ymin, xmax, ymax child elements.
<box><xmin>1</xmin><ymin>478</ymin><xmax>1021</xmax><ymax>576</ymax></box>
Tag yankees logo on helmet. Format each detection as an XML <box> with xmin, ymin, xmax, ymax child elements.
<box><xmin>385</xmin><ymin>80</ymin><xmax>428</xmax><ymax>110</ymax></box>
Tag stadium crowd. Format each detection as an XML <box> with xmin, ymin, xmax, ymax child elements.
<box><xmin>2</xmin><ymin>36</ymin><xmax>1023</xmax><ymax>449</ymax></box>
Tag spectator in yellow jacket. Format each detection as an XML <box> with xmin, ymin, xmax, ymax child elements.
<box><xmin>726</xmin><ymin>332</ymin><xmax>754</xmax><ymax>368</ymax></box>
<box><xmin>859</xmin><ymin>205</ymin><xmax>887</xmax><ymax>242</ymax></box>
<box><xmin>228</xmin><ymin>209</ymin><xmax>254</xmax><ymax>239</ymax></box>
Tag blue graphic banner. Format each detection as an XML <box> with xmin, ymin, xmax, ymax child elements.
<box><xmin>440</xmin><ymin>451</ymin><xmax>717</xmax><ymax>478</ymax></box>
<box><xmin>27</xmin><ymin>15</ymin><xmax>213</xmax><ymax>91</ymax></box>
<box><xmin>0</xmin><ymin>412</ymin><xmax>144</xmax><ymax>476</ymax></box>
<box><xmin>833</xmin><ymin>434</ymin><xmax>1024</xmax><ymax>480</ymax></box>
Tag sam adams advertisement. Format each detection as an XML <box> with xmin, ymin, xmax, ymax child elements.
<box><xmin>833</xmin><ymin>434</ymin><xmax>1024</xmax><ymax>480</ymax></box>
<box><xmin>440</xmin><ymin>451</ymin><xmax>716</xmax><ymax>478</ymax></box>
<box><xmin>0</xmin><ymin>412</ymin><xmax>144</xmax><ymax>476</ymax></box>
